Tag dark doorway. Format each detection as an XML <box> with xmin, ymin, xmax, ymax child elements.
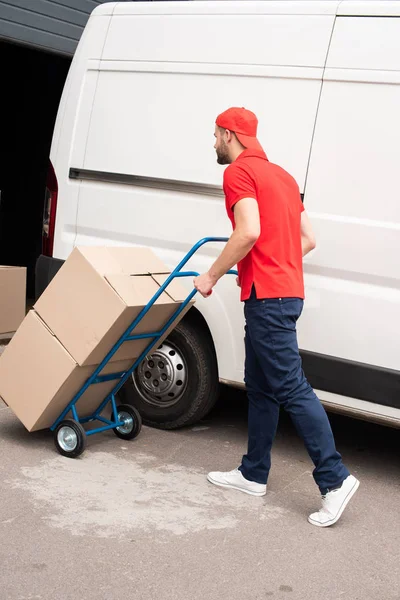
<box><xmin>0</xmin><ymin>41</ymin><xmax>70</xmax><ymax>297</ymax></box>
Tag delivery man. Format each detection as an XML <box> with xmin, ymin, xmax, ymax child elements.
<box><xmin>193</xmin><ymin>107</ymin><xmax>359</xmax><ymax>527</ymax></box>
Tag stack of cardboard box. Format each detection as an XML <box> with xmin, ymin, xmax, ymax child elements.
<box><xmin>0</xmin><ymin>247</ymin><xmax>193</xmax><ymax>432</ymax></box>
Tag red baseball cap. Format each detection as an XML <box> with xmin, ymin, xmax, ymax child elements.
<box><xmin>216</xmin><ymin>107</ymin><xmax>263</xmax><ymax>152</ymax></box>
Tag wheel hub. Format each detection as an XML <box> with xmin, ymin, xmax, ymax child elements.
<box><xmin>116</xmin><ymin>411</ymin><xmax>134</xmax><ymax>434</ymax></box>
<box><xmin>57</xmin><ymin>426</ymin><xmax>78</xmax><ymax>452</ymax></box>
<box><xmin>133</xmin><ymin>342</ymin><xmax>187</xmax><ymax>407</ymax></box>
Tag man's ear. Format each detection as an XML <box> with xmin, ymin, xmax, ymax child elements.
<box><xmin>225</xmin><ymin>129</ymin><xmax>233</xmax><ymax>144</ymax></box>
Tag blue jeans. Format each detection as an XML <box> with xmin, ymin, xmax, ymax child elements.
<box><xmin>239</xmin><ymin>289</ymin><xmax>349</xmax><ymax>494</ymax></box>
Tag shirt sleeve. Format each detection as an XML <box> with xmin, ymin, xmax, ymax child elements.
<box><xmin>223</xmin><ymin>164</ymin><xmax>257</xmax><ymax>212</ymax></box>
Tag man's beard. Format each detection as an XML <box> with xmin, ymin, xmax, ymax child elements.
<box><xmin>216</xmin><ymin>142</ymin><xmax>231</xmax><ymax>165</ymax></box>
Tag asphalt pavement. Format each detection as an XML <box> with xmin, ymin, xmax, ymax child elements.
<box><xmin>0</xmin><ymin>386</ymin><xmax>399</xmax><ymax>600</ymax></box>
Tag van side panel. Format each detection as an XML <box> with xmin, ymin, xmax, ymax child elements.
<box><xmin>302</xmin><ymin>17</ymin><xmax>400</xmax><ymax>377</ymax></box>
<box><xmin>71</xmin><ymin>3</ymin><xmax>335</xmax><ymax>381</ymax></box>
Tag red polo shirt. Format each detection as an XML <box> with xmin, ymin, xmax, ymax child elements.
<box><xmin>223</xmin><ymin>149</ymin><xmax>305</xmax><ymax>301</ymax></box>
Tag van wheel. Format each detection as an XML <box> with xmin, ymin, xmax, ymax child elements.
<box><xmin>119</xmin><ymin>318</ymin><xmax>219</xmax><ymax>429</ymax></box>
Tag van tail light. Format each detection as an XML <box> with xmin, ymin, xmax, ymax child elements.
<box><xmin>42</xmin><ymin>161</ymin><xmax>58</xmax><ymax>257</ymax></box>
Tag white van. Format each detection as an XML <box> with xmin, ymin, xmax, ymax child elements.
<box><xmin>37</xmin><ymin>0</ymin><xmax>400</xmax><ymax>429</ymax></box>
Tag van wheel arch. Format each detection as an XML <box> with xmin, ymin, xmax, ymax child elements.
<box><xmin>119</xmin><ymin>307</ymin><xmax>220</xmax><ymax>429</ymax></box>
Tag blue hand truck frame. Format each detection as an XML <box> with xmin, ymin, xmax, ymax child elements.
<box><xmin>51</xmin><ymin>237</ymin><xmax>237</xmax><ymax>457</ymax></box>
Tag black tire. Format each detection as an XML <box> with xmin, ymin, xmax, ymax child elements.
<box><xmin>112</xmin><ymin>404</ymin><xmax>142</xmax><ymax>440</ymax></box>
<box><xmin>119</xmin><ymin>317</ymin><xmax>219</xmax><ymax>429</ymax></box>
<box><xmin>54</xmin><ymin>419</ymin><xmax>87</xmax><ymax>458</ymax></box>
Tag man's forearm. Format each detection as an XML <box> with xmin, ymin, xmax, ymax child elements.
<box><xmin>300</xmin><ymin>211</ymin><xmax>316</xmax><ymax>257</ymax></box>
<box><xmin>302</xmin><ymin>237</ymin><xmax>316</xmax><ymax>257</ymax></box>
<box><xmin>208</xmin><ymin>230</ymin><xmax>257</xmax><ymax>283</ymax></box>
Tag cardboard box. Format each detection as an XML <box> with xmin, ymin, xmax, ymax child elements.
<box><xmin>0</xmin><ymin>266</ymin><xmax>26</xmax><ymax>335</ymax></box>
<box><xmin>34</xmin><ymin>246</ymin><xmax>194</xmax><ymax>366</ymax></box>
<box><xmin>0</xmin><ymin>310</ymin><xmax>134</xmax><ymax>432</ymax></box>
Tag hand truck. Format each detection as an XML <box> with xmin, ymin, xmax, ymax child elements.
<box><xmin>51</xmin><ymin>237</ymin><xmax>237</xmax><ymax>457</ymax></box>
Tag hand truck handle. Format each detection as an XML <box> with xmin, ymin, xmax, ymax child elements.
<box><xmin>172</xmin><ymin>237</ymin><xmax>232</xmax><ymax>274</ymax></box>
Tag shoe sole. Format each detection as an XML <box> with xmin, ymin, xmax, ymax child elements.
<box><xmin>308</xmin><ymin>478</ymin><xmax>360</xmax><ymax>527</ymax></box>
<box><xmin>207</xmin><ymin>474</ymin><xmax>266</xmax><ymax>497</ymax></box>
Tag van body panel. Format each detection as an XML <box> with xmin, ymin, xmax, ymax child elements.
<box><xmin>112</xmin><ymin>1</ymin><xmax>341</xmax><ymax>17</ymax></box>
<box><xmin>45</xmin><ymin>1</ymin><xmax>400</xmax><ymax>423</ymax></box>
<box><xmin>51</xmin><ymin>14</ymin><xmax>112</xmax><ymax>260</ymax></box>
<box><xmin>79</xmin><ymin>67</ymin><xmax>323</xmax><ymax>189</ymax></box>
<box><xmin>68</xmin><ymin>1</ymin><xmax>335</xmax><ymax>381</ymax></box>
<box><xmin>303</xmin><ymin>14</ymin><xmax>400</xmax><ymax>371</ymax></box>
<box><xmin>103</xmin><ymin>12</ymin><xmax>335</xmax><ymax>67</ymax></box>
<box><xmin>326</xmin><ymin>16</ymin><xmax>400</xmax><ymax>71</ymax></box>
<box><xmin>338</xmin><ymin>1</ymin><xmax>400</xmax><ymax>17</ymax></box>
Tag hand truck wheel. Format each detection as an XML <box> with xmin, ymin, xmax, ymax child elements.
<box><xmin>112</xmin><ymin>404</ymin><xmax>142</xmax><ymax>440</ymax></box>
<box><xmin>54</xmin><ymin>419</ymin><xmax>87</xmax><ymax>458</ymax></box>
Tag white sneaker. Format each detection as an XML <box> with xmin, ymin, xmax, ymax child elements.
<box><xmin>207</xmin><ymin>468</ymin><xmax>267</xmax><ymax>497</ymax></box>
<box><xmin>308</xmin><ymin>474</ymin><xmax>360</xmax><ymax>527</ymax></box>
